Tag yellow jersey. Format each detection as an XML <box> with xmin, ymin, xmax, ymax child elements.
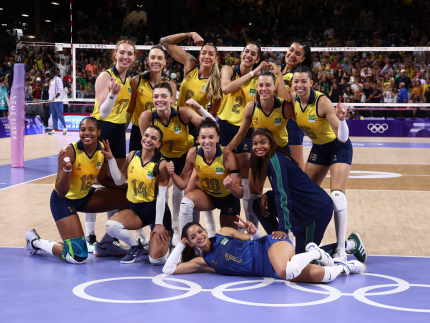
<box><xmin>152</xmin><ymin>106</ymin><xmax>194</xmax><ymax>158</ymax></box>
<box><xmin>279</xmin><ymin>64</ymin><xmax>300</xmax><ymax>91</ymax></box>
<box><xmin>131</xmin><ymin>72</ymin><xmax>156</xmax><ymax>126</ymax></box>
<box><xmin>195</xmin><ymin>144</ymin><xmax>231</xmax><ymax>198</ymax></box>
<box><xmin>92</xmin><ymin>66</ymin><xmax>132</xmax><ymax>124</ymax></box>
<box><xmin>126</xmin><ymin>150</ymin><xmax>163</xmax><ymax>203</ymax></box>
<box><xmin>294</xmin><ymin>89</ymin><xmax>336</xmax><ymax>145</ymax></box>
<box><xmin>251</xmin><ymin>96</ymin><xmax>289</xmax><ymax>147</ymax></box>
<box><xmin>217</xmin><ymin>65</ymin><xmax>258</xmax><ymax>126</ymax></box>
<box><xmin>54</xmin><ymin>141</ymin><xmax>104</xmax><ymax>200</ymax></box>
<box><xmin>177</xmin><ymin>65</ymin><xmax>210</xmax><ymax>114</ymax></box>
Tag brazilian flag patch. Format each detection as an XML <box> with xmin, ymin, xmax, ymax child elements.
<box><xmin>309</xmin><ymin>115</ymin><xmax>315</xmax><ymax>123</ymax></box>
<box><xmin>128</xmin><ymin>88</ymin><xmax>132</xmax><ymax>95</ymax></box>
<box><xmin>275</xmin><ymin>118</ymin><xmax>282</xmax><ymax>126</ymax></box>
<box><xmin>249</xmin><ymin>88</ymin><xmax>256</xmax><ymax>96</ymax></box>
<box><xmin>174</xmin><ymin>126</ymin><xmax>182</xmax><ymax>134</ymax></box>
<box><xmin>96</xmin><ymin>161</ymin><xmax>102</xmax><ymax>169</ymax></box>
<box><xmin>216</xmin><ymin>167</ymin><xmax>223</xmax><ymax>175</ymax></box>
<box><xmin>221</xmin><ymin>237</ymin><xmax>229</xmax><ymax>245</ymax></box>
<box><xmin>147</xmin><ymin>171</ymin><xmax>154</xmax><ymax>179</ymax></box>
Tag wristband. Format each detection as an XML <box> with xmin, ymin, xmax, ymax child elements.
<box><xmin>250</xmin><ymin>71</ymin><xmax>254</xmax><ymax>77</ymax></box>
<box><xmin>251</xmin><ymin>231</ymin><xmax>262</xmax><ymax>241</ymax></box>
<box><xmin>63</xmin><ymin>167</ymin><xmax>72</xmax><ymax>173</ymax></box>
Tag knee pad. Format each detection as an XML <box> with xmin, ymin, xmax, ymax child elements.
<box><xmin>180</xmin><ymin>198</ymin><xmax>194</xmax><ymax>217</ymax></box>
<box><xmin>331</xmin><ymin>190</ymin><xmax>347</xmax><ymax>212</ymax></box>
<box><xmin>105</xmin><ymin>220</ymin><xmax>124</xmax><ymax>238</ymax></box>
<box><xmin>62</xmin><ymin>236</ymin><xmax>88</xmax><ymax>264</ymax></box>
<box><xmin>149</xmin><ymin>250</ymin><xmax>170</xmax><ymax>266</ymax></box>
<box><xmin>286</xmin><ymin>257</ymin><xmax>302</xmax><ymax>280</ymax></box>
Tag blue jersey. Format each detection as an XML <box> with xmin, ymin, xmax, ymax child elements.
<box><xmin>203</xmin><ymin>234</ymin><xmax>291</xmax><ymax>278</ymax></box>
<box><xmin>266</xmin><ymin>151</ymin><xmax>332</xmax><ymax>234</ymax></box>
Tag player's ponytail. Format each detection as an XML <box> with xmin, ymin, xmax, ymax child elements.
<box><xmin>181</xmin><ymin>222</ymin><xmax>205</xmax><ymax>263</ymax></box>
<box><xmin>145</xmin><ymin>125</ymin><xmax>164</xmax><ymax>197</ymax></box>
<box><xmin>200</xmin><ymin>43</ymin><xmax>222</xmax><ymax>102</ymax></box>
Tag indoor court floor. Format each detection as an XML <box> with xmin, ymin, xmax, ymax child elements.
<box><xmin>1</xmin><ymin>132</ymin><xmax>430</xmax><ymax>322</ymax></box>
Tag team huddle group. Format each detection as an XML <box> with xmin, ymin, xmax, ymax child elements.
<box><xmin>25</xmin><ymin>31</ymin><xmax>368</xmax><ymax>284</ymax></box>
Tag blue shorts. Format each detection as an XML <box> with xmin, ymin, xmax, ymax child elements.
<box><xmin>218</xmin><ymin>120</ymin><xmax>252</xmax><ymax>154</ymax></box>
<box><xmin>207</xmin><ymin>192</ymin><xmax>241</xmax><ymax>216</ymax></box>
<box><xmin>100</xmin><ymin>120</ymin><xmax>126</xmax><ymax>158</ymax></box>
<box><xmin>162</xmin><ymin>151</ymin><xmax>188</xmax><ymax>176</ymax></box>
<box><xmin>307</xmin><ymin>138</ymin><xmax>353</xmax><ymax>167</ymax></box>
<box><xmin>129</xmin><ymin>200</ymin><xmax>172</xmax><ymax>230</ymax></box>
<box><xmin>188</xmin><ymin>122</ymin><xmax>198</xmax><ymax>144</ymax></box>
<box><xmin>287</xmin><ymin>119</ymin><xmax>304</xmax><ymax>146</ymax></box>
<box><xmin>129</xmin><ymin>124</ymin><xmax>142</xmax><ymax>153</ymax></box>
<box><xmin>50</xmin><ymin>188</ymin><xmax>95</xmax><ymax>222</ymax></box>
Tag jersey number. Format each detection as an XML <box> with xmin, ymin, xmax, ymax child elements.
<box><xmin>145</xmin><ymin>102</ymin><xmax>154</xmax><ymax>111</ymax></box>
<box><xmin>80</xmin><ymin>174</ymin><xmax>94</xmax><ymax>191</ymax></box>
<box><xmin>202</xmin><ymin>177</ymin><xmax>220</xmax><ymax>192</ymax></box>
<box><xmin>116</xmin><ymin>99</ymin><xmax>129</xmax><ymax>115</ymax></box>
<box><xmin>164</xmin><ymin>140</ymin><xmax>174</xmax><ymax>152</ymax></box>
<box><xmin>299</xmin><ymin>126</ymin><xmax>318</xmax><ymax>140</ymax></box>
<box><xmin>131</xmin><ymin>179</ymin><xmax>147</xmax><ymax>198</ymax></box>
<box><xmin>232</xmin><ymin>96</ymin><xmax>243</xmax><ymax>114</ymax></box>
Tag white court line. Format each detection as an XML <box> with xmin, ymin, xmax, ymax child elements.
<box><xmin>262</xmin><ymin>188</ymin><xmax>430</xmax><ymax>193</ymax></box>
<box><xmin>0</xmin><ymin>173</ymin><xmax>56</xmax><ymax>191</ymax></box>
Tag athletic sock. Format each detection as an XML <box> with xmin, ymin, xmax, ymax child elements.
<box><xmin>346</xmin><ymin>239</ymin><xmax>356</xmax><ymax>253</ymax></box>
<box><xmin>321</xmin><ymin>266</ymin><xmax>344</xmax><ymax>283</ymax></box>
<box><xmin>84</xmin><ymin>213</ymin><xmax>97</xmax><ymax>236</ymax></box>
<box><xmin>203</xmin><ymin>210</ymin><xmax>216</xmax><ymax>233</ymax></box>
<box><xmin>286</xmin><ymin>249</ymin><xmax>321</xmax><ymax>280</ymax></box>
<box><xmin>172</xmin><ymin>184</ymin><xmax>183</xmax><ymax>224</ymax></box>
<box><xmin>179</xmin><ymin>198</ymin><xmax>195</xmax><ymax>236</ymax></box>
<box><xmin>106</xmin><ymin>209</ymin><xmax>118</xmax><ymax>220</ymax></box>
<box><xmin>334</xmin><ymin>209</ymin><xmax>347</xmax><ymax>251</ymax></box>
<box><xmin>242</xmin><ymin>179</ymin><xmax>259</xmax><ymax>228</ymax></box>
<box><xmin>105</xmin><ymin>220</ymin><xmax>138</xmax><ymax>247</ymax></box>
<box><xmin>33</xmin><ymin>239</ymin><xmax>55</xmax><ymax>256</ymax></box>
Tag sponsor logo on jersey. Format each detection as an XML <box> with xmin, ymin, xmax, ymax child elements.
<box><xmin>174</xmin><ymin>126</ymin><xmax>182</xmax><ymax>134</ymax></box>
<box><xmin>220</xmin><ymin>237</ymin><xmax>229</xmax><ymax>245</ymax></box>
<box><xmin>309</xmin><ymin>115</ymin><xmax>315</xmax><ymax>123</ymax></box>
<box><xmin>197</xmin><ymin>165</ymin><xmax>201</xmax><ymax>172</ymax></box>
<box><xmin>147</xmin><ymin>171</ymin><xmax>154</xmax><ymax>179</ymax></box>
<box><xmin>249</xmin><ymin>88</ymin><xmax>256</xmax><ymax>96</ymax></box>
<box><xmin>275</xmin><ymin>117</ymin><xmax>282</xmax><ymax>126</ymax></box>
<box><xmin>77</xmin><ymin>163</ymin><xmax>81</xmax><ymax>170</ymax></box>
<box><xmin>128</xmin><ymin>88</ymin><xmax>132</xmax><ymax>95</ymax></box>
<box><xmin>216</xmin><ymin>167</ymin><xmax>223</xmax><ymax>175</ymax></box>
<box><xmin>252</xmin><ymin>117</ymin><xmax>258</xmax><ymax>125</ymax></box>
<box><xmin>96</xmin><ymin>161</ymin><xmax>102</xmax><ymax>169</ymax></box>
<box><xmin>139</xmin><ymin>89</ymin><xmax>144</xmax><ymax>96</ymax></box>
<box><xmin>200</xmin><ymin>85</ymin><xmax>207</xmax><ymax>93</ymax></box>
<box><xmin>225</xmin><ymin>253</ymin><xmax>243</xmax><ymax>263</ymax></box>
<box><xmin>130</xmin><ymin>166</ymin><xmax>134</xmax><ymax>173</ymax></box>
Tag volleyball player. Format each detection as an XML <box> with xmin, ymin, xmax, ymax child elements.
<box><xmin>101</xmin><ymin>125</ymin><xmax>172</xmax><ymax>264</ymax></box>
<box><xmin>166</xmin><ymin>119</ymin><xmax>244</xmax><ymax>235</ymax></box>
<box><xmin>279</xmin><ymin>42</ymin><xmax>313</xmax><ymax>170</ymax></box>
<box><xmin>160</xmin><ymin>32</ymin><xmax>223</xmax><ymax>239</ymax></box>
<box><xmin>85</xmin><ymin>40</ymin><xmax>136</xmax><ymax>251</ymax></box>
<box><xmin>24</xmin><ymin>117</ymin><xmax>130</xmax><ymax>264</ymax></box>
<box><xmin>291</xmin><ymin>66</ymin><xmax>356</xmax><ymax>262</ymax></box>
<box><xmin>138</xmin><ymin>82</ymin><xmax>216</xmax><ymax>245</ymax></box>
<box><xmin>162</xmin><ymin>219</ymin><xmax>365</xmax><ymax>282</ymax></box>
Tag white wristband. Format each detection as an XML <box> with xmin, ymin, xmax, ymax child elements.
<box><xmin>251</xmin><ymin>231</ymin><xmax>262</xmax><ymax>241</ymax></box>
<box><xmin>162</xmin><ymin>242</ymin><xmax>186</xmax><ymax>275</ymax></box>
<box><xmin>107</xmin><ymin>158</ymin><xmax>126</xmax><ymax>185</ymax></box>
<box><xmin>99</xmin><ymin>91</ymin><xmax>119</xmax><ymax>119</ymax></box>
<box><xmin>338</xmin><ymin>119</ymin><xmax>349</xmax><ymax>142</ymax></box>
<box><xmin>197</xmin><ymin>105</ymin><xmax>216</xmax><ymax>122</ymax></box>
<box><xmin>63</xmin><ymin>167</ymin><xmax>72</xmax><ymax>173</ymax></box>
<box><xmin>250</xmin><ymin>71</ymin><xmax>254</xmax><ymax>77</ymax></box>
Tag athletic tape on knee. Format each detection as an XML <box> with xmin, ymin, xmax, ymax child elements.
<box><xmin>286</xmin><ymin>258</ymin><xmax>302</xmax><ymax>280</ymax></box>
<box><xmin>179</xmin><ymin>198</ymin><xmax>194</xmax><ymax>235</ymax></box>
<box><xmin>105</xmin><ymin>220</ymin><xmax>138</xmax><ymax>247</ymax></box>
<box><xmin>331</xmin><ymin>190</ymin><xmax>347</xmax><ymax>212</ymax></box>
<box><xmin>61</xmin><ymin>236</ymin><xmax>88</xmax><ymax>264</ymax></box>
<box><xmin>149</xmin><ymin>250</ymin><xmax>170</xmax><ymax>266</ymax></box>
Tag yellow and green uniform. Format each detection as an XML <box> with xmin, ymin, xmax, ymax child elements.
<box><xmin>126</xmin><ymin>150</ymin><xmax>163</xmax><ymax>203</ymax></box>
<box><xmin>152</xmin><ymin>106</ymin><xmax>194</xmax><ymax>158</ymax></box>
<box><xmin>294</xmin><ymin>89</ymin><xmax>336</xmax><ymax>145</ymax></box>
<box><xmin>278</xmin><ymin>64</ymin><xmax>300</xmax><ymax>91</ymax></box>
<box><xmin>177</xmin><ymin>65</ymin><xmax>210</xmax><ymax>114</ymax></box>
<box><xmin>131</xmin><ymin>72</ymin><xmax>156</xmax><ymax>126</ymax></box>
<box><xmin>195</xmin><ymin>144</ymin><xmax>231</xmax><ymax>198</ymax></box>
<box><xmin>217</xmin><ymin>65</ymin><xmax>257</xmax><ymax>126</ymax></box>
<box><xmin>53</xmin><ymin>140</ymin><xmax>105</xmax><ymax>199</ymax></box>
<box><xmin>251</xmin><ymin>96</ymin><xmax>289</xmax><ymax>147</ymax></box>
<box><xmin>92</xmin><ymin>66</ymin><xmax>132</xmax><ymax>124</ymax></box>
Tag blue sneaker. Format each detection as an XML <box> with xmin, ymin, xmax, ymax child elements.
<box><xmin>120</xmin><ymin>241</ymin><xmax>144</xmax><ymax>264</ymax></box>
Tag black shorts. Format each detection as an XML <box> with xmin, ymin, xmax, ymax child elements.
<box><xmin>287</xmin><ymin>119</ymin><xmax>304</xmax><ymax>146</ymax></box>
<box><xmin>129</xmin><ymin>200</ymin><xmax>172</xmax><ymax>230</ymax></box>
<box><xmin>218</xmin><ymin>119</ymin><xmax>252</xmax><ymax>154</ymax></box>
<box><xmin>162</xmin><ymin>151</ymin><xmax>188</xmax><ymax>176</ymax></box>
<box><xmin>129</xmin><ymin>124</ymin><xmax>142</xmax><ymax>153</ymax></box>
<box><xmin>208</xmin><ymin>193</ymin><xmax>241</xmax><ymax>216</ymax></box>
<box><xmin>99</xmin><ymin>120</ymin><xmax>126</xmax><ymax>158</ymax></box>
<box><xmin>307</xmin><ymin>138</ymin><xmax>353</xmax><ymax>167</ymax></box>
<box><xmin>50</xmin><ymin>187</ymin><xmax>95</xmax><ymax>222</ymax></box>
<box><xmin>188</xmin><ymin>122</ymin><xmax>198</xmax><ymax>144</ymax></box>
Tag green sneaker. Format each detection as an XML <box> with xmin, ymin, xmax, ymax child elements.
<box><xmin>348</xmin><ymin>232</ymin><xmax>367</xmax><ymax>263</ymax></box>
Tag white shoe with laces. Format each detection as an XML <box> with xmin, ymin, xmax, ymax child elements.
<box><xmin>48</xmin><ymin>130</ymin><xmax>57</xmax><ymax>135</ymax></box>
<box><xmin>333</xmin><ymin>247</ymin><xmax>348</xmax><ymax>262</ymax></box>
<box><xmin>306</xmin><ymin>242</ymin><xmax>334</xmax><ymax>267</ymax></box>
<box><xmin>63</xmin><ymin>127</ymin><xmax>67</xmax><ymax>135</ymax></box>
<box><xmin>136</xmin><ymin>229</ymin><xmax>149</xmax><ymax>255</ymax></box>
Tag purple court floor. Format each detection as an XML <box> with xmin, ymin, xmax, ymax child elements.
<box><xmin>1</xmin><ymin>247</ymin><xmax>429</xmax><ymax>323</ymax></box>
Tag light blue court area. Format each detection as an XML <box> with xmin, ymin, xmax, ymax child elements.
<box><xmin>1</xmin><ymin>247</ymin><xmax>429</xmax><ymax>323</ymax></box>
<box><xmin>303</xmin><ymin>141</ymin><xmax>430</xmax><ymax>148</ymax></box>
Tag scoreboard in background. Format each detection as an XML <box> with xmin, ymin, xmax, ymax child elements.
<box><xmin>58</xmin><ymin>114</ymin><xmax>91</xmax><ymax>131</ymax></box>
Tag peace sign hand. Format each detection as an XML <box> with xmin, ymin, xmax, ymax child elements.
<box><xmin>234</xmin><ymin>215</ymin><xmax>257</xmax><ymax>235</ymax></box>
<box><xmin>101</xmin><ymin>140</ymin><xmax>114</xmax><ymax>160</ymax></box>
<box><xmin>110</xmin><ymin>77</ymin><xmax>121</xmax><ymax>95</ymax></box>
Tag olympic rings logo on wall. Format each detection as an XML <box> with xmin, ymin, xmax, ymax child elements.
<box><xmin>73</xmin><ymin>273</ymin><xmax>430</xmax><ymax>312</ymax></box>
<box><xmin>367</xmin><ymin>123</ymin><xmax>389</xmax><ymax>133</ymax></box>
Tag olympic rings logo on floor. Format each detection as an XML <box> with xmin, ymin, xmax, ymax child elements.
<box><xmin>72</xmin><ymin>273</ymin><xmax>430</xmax><ymax>312</ymax></box>
<box><xmin>367</xmin><ymin>123</ymin><xmax>389</xmax><ymax>133</ymax></box>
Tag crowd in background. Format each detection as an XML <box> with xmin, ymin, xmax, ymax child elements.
<box><xmin>1</xmin><ymin>0</ymin><xmax>430</xmax><ymax>118</ymax></box>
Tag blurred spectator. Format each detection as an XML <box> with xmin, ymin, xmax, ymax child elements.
<box><xmin>85</xmin><ymin>57</ymin><xmax>98</xmax><ymax>76</ymax></box>
<box><xmin>0</xmin><ymin>77</ymin><xmax>8</xmax><ymax>118</ymax></box>
<box><xmin>28</xmin><ymin>70</ymin><xmax>37</xmax><ymax>85</ymax></box>
<box><xmin>424</xmin><ymin>86</ymin><xmax>430</xmax><ymax>103</ymax></box>
<box><xmin>410</xmin><ymin>94</ymin><xmax>422</xmax><ymax>103</ymax></box>
<box><xmin>412</xmin><ymin>80</ymin><xmax>423</xmax><ymax>101</ymax></box>
<box><xmin>42</xmin><ymin>78</ymin><xmax>51</xmax><ymax>129</ymax></box>
<box><xmin>383</xmin><ymin>85</ymin><xmax>396</xmax><ymax>103</ymax></box>
<box><xmin>354</xmin><ymin>84</ymin><xmax>366</xmax><ymax>103</ymax></box>
<box><xmin>397</xmin><ymin>82</ymin><xmax>408</xmax><ymax>104</ymax></box>
<box><xmin>32</xmin><ymin>77</ymin><xmax>43</xmax><ymax>101</ymax></box>
<box><xmin>48</xmin><ymin>54</ymin><xmax>69</xmax><ymax>79</ymax></box>
<box><xmin>48</xmin><ymin>72</ymin><xmax>66</xmax><ymax>135</ymax></box>
<box><xmin>25</xmin><ymin>80</ymin><xmax>33</xmax><ymax>103</ymax></box>
<box><xmin>63</xmin><ymin>71</ymin><xmax>72</xmax><ymax>84</ymax></box>
<box><xmin>367</xmin><ymin>82</ymin><xmax>382</xmax><ymax>103</ymax></box>
<box><xmin>395</xmin><ymin>69</ymin><xmax>411</xmax><ymax>89</ymax></box>
<box><xmin>329</xmin><ymin>83</ymin><xmax>341</xmax><ymax>103</ymax></box>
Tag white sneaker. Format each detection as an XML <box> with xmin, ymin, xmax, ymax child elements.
<box><xmin>333</xmin><ymin>248</ymin><xmax>348</xmax><ymax>262</ymax></box>
<box><xmin>172</xmin><ymin>227</ymin><xmax>181</xmax><ymax>247</ymax></box>
<box><xmin>306</xmin><ymin>242</ymin><xmax>334</xmax><ymax>267</ymax></box>
<box><xmin>86</xmin><ymin>234</ymin><xmax>97</xmax><ymax>253</ymax></box>
<box><xmin>48</xmin><ymin>130</ymin><xmax>57</xmax><ymax>135</ymax></box>
<box><xmin>207</xmin><ymin>229</ymin><xmax>216</xmax><ymax>238</ymax></box>
<box><xmin>136</xmin><ymin>229</ymin><xmax>149</xmax><ymax>255</ymax></box>
<box><xmin>63</xmin><ymin>127</ymin><xmax>67</xmax><ymax>135</ymax></box>
<box><xmin>346</xmin><ymin>260</ymin><xmax>366</xmax><ymax>274</ymax></box>
<box><xmin>93</xmin><ymin>240</ymin><xmax>128</xmax><ymax>257</ymax></box>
